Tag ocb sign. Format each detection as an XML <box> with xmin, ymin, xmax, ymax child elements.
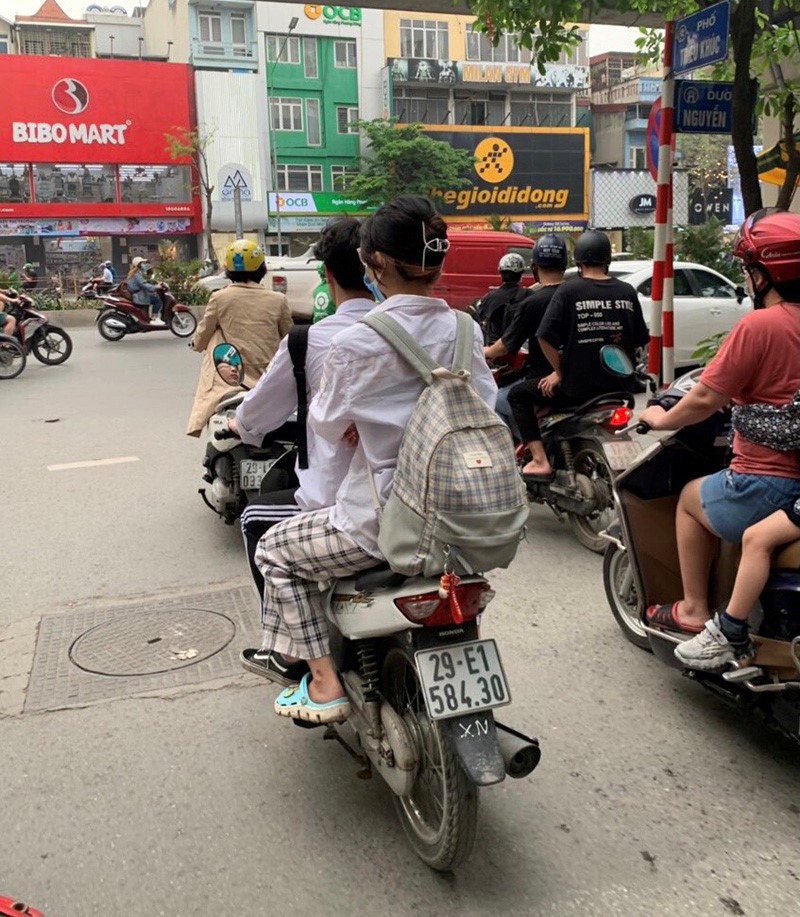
<box><xmin>304</xmin><ymin>5</ymin><xmax>362</xmax><ymax>25</ymax></box>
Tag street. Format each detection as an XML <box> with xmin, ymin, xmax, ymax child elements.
<box><xmin>1</xmin><ymin>327</ymin><xmax>798</xmax><ymax>917</ymax></box>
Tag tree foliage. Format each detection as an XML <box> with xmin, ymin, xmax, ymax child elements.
<box><xmin>674</xmin><ymin>217</ymin><xmax>743</xmax><ymax>281</ymax></box>
<box><xmin>466</xmin><ymin>0</ymin><xmax>800</xmax><ymax>215</ymax></box>
<box><xmin>347</xmin><ymin>120</ymin><xmax>475</xmax><ymax>205</ymax></box>
<box><xmin>165</xmin><ymin>127</ymin><xmax>218</xmax><ymax>269</ymax></box>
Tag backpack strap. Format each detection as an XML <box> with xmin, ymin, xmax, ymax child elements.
<box><xmin>287</xmin><ymin>325</ymin><xmax>310</xmax><ymax>469</ymax></box>
<box><xmin>451</xmin><ymin>310</ymin><xmax>474</xmax><ymax>374</ymax></box>
<box><xmin>361</xmin><ymin>312</ymin><xmax>471</xmax><ymax>384</ymax></box>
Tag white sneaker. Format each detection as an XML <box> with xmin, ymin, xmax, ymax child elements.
<box><xmin>150</xmin><ymin>316</ymin><xmax>165</xmax><ymax>325</ymax></box>
<box><xmin>674</xmin><ymin>616</ymin><xmax>753</xmax><ymax>672</ymax></box>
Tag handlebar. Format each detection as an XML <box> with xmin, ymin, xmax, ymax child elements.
<box><xmin>615</xmin><ymin>420</ymin><xmax>652</xmax><ymax>437</ymax></box>
<box><xmin>213</xmin><ymin>428</ymin><xmax>238</xmax><ymax>441</ymax></box>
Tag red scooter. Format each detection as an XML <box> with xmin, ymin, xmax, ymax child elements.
<box><xmin>2</xmin><ymin>288</ymin><xmax>73</xmax><ymax>365</ymax></box>
<box><xmin>95</xmin><ymin>282</ymin><xmax>197</xmax><ymax>341</ymax></box>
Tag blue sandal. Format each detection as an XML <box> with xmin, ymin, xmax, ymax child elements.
<box><xmin>273</xmin><ymin>673</ymin><xmax>351</xmax><ymax>724</ymax></box>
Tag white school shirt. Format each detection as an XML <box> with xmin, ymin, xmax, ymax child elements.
<box><xmin>309</xmin><ymin>294</ymin><xmax>498</xmax><ymax>557</ymax></box>
<box><xmin>235</xmin><ymin>297</ymin><xmax>374</xmax><ymax>511</ymax></box>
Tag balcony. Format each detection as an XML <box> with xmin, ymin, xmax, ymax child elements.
<box><xmin>190</xmin><ymin>39</ymin><xmax>258</xmax><ymax>70</ymax></box>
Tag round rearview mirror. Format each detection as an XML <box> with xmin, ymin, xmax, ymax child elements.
<box><xmin>600</xmin><ymin>344</ymin><xmax>634</xmax><ymax>378</ymax></box>
<box><xmin>212</xmin><ymin>342</ymin><xmax>244</xmax><ymax>386</ymax></box>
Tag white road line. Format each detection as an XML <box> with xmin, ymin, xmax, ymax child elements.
<box><xmin>47</xmin><ymin>456</ymin><xmax>141</xmax><ymax>472</ymax></box>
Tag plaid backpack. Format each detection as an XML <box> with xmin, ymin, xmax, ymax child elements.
<box><xmin>362</xmin><ymin>310</ymin><xmax>529</xmax><ymax>577</ymax></box>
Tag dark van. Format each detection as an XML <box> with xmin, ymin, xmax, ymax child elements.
<box><xmin>432</xmin><ymin>230</ymin><xmax>535</xmax><ymax>309</ymax></box>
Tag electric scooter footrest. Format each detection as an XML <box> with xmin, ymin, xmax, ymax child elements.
<box><xmin>722</xmin><ymin>666</ymin><xmax>764</xmax><ymax>683</ymax></box>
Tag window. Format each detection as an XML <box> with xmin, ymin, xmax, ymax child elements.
<box><xmin>20</xmin><ymin>27</ymin><xmax>91</xmax><ymax>56</ymax></box>
<box><xmin>331</xmin><ymin>165</ymin><xmax>357</xmax><ymax>191</ymax></box>
<box><xmin>509</xmin><ymin>91</ymin><xmax>571</xmax><ymax>127</ymax></box>
<box><xmin>690</xmin><ymin>269</ymin><xmax>736</xmax><ymax>299</ymax></box>
<box><xmin>334</xmin><ymin>39</ymin><xmax>357</xmax><ymax>68</ymax></box>
<box><xmin>32</xmin><ymin>164</ymin><xmax>117</xmax><ymax>204</ymax></box>
<box><xmin>394</xmin><ymin>88</ymin><xmax>450</xmax><ymax>125</ymax></box>
<box><xmin>628</xmin><ymin>146</ymin><xmax>646</xmax><ymax>170</ymax></box>
<box><xmin>303</xmin><ymin>37</ymin><xmax>318</xmax><ymax>79</ymax></box>
<box><xmin>399</xmin><ymin>18</ymin><xmax>449</xmax><ymax>59</ymax></box>
<box><xmin>0</xmin><ymin>36</ymin><xmax>9</xmax><ymax>54</ymax></box>
<box><xmin>638</xmin><ymin>271</ymin><xmax>692</xmax><ymax>299</ymax></box>
<box><xmin>465</xmin><ymin>26</ymin><xmax>531</xmax><ymax>63</ymax></box>
<box><xmin>230</xmin><ymin>14</ymin><xmax>248</xmax><ymax>56</ymax></box>
<box><xmin>118</xmin><ymin>165</ymin><xmax>192</xmax><ymax>204</ymax></box>
<box><xmin>199</xmin><ymin>12</ymin><xmax>222</xmax><ymax>44</ymax></box>
<box><xmin>336</xmin><ymin>106</ymin><xmax>359</xmax><ymax>134</ymax></box>
<box><xmin>271</xmin><ymin>97</ymin><xmax>303</xmax><ymax>132</ymax></box>
<box><xmin>266</xmin><ymin>33</ymin><xmax>301</xmax><ymax>64</ymax></box>
<box><xmin>0</xmin><ymin>163</ymin><xmax>30</xmax><ymax>203</ymax></box>
<box><xmin>276</xmin><ymin>164</ymin><xmax>323</xmax><ymax>192</ymax></box>
<box><xmin>306</xmin><ymin>99</ymin><xmax>321</xmax><ymax>146</ymax></box>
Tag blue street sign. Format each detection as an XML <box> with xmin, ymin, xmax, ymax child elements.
<box><xmin>673</xmin><ymin>0</ymin><xmax>730</xmax><ymax>76</ymax></box>
<box><xmin>674</xmin><ymin>80</ymin><xmax>733</xmax><ymax>134</ymax></box>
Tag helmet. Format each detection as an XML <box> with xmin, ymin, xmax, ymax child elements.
<box><xmin>531</xmin><ymin>233</ymin><xmax>568</xmax><ymax>270</ymax></box>
<box><xmin>225</xmin><ymin>239</ymin><xmax>265</xmax><ymax>273</ymax></box>
<box><xmin>104</xmin><ymin>260</ymin><xmax>113</xmax><ymax>268</ymax></box>
<box><xmin>573</xmin><ymin>230</ymin><xmax>612</xmax><ymax>266</ymax></box>
<box><xmin>131</xmin><ymin>256</ymin><xmax>149</xmax><ymax>268</ymax></box>
<box><xmin>498</xmin><ymin>252</ymin><xmax>526</xmax><ymax>274</ymax></box>
<box><xmin>23</xmin><ymin>262</ymin><xmax>33</xmax><ymax>270</ymax></box>
<box><xmin>732</xmin><ymin>209</ymin><xmax>800</xmax><ymax>285</ymax></box>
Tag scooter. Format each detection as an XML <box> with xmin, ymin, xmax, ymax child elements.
<box><xmin>211</xmin><ymin>344</ymin><xmax>542</xmax><ymax>871</ymax></box>
<box><xmin>602</xmin><ymin>368</ymin><xmax>800</xmax><ymax>746</ymax></box>
<box><xmin>517</xmin><ymin>347</ymin><xmax>652</xmax><ymax>554</ymax></box>
<box><xmin>77</xmin><ymin>277</ymin><xmax>110</xmax><ymax>303</ymax></box>
<box><xmin>2</xmin><ymin>289</ymin><xmax>73</xmax><ymax>366</ymax></box>
<box><xmin>95</xmin><ymin>282</ymin><xmax>197</xmax><ymax>341</ymax></box>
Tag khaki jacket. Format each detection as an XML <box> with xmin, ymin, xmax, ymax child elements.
<box><xmin>186</xmin><ymin>281</ymin><xmax>292</xmax><ymax>436</ymax></box>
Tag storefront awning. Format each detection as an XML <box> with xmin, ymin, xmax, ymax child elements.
<box><xmin>756</xmin><ymin>132</ymin><xmax>800</xmax><ymax>188</ymax></box>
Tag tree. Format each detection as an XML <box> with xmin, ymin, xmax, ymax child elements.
<box><xmin>678</xmin><ymin>134</ymin><xmax>729</xmax><ymax>215</ymax></box>
<box><xmin>346</xmin><ymin>120</ymin><xmax>475</xmax><ymax>205</ymax></box>
<box><xmin>466</xmin><ymin>0</ymin><xmax>799</xmax><ymax>216</ymax></box>
<box><xmin>165</xmin><ymin>127</ymin><xmax>217</xmax><ymax>269</ymax></box>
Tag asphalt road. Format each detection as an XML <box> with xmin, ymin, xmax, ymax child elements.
<box><xmin>1</xmin><ymin>329</ymin><xmax>798</xmax><ymax>917</ymax></box>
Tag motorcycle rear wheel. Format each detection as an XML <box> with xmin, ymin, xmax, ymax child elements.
<box><xmin>603</xmin><ymin>542</ymin><xmax>650</xmax><ymax>650</ymax></box>
<box><xmin>567</xmin><ymin>441</ymin><xmax>615</xmax><ymax>554</ymax></box>
<box><xmin>382</xmin><ymin>647</ymin><xmax>478</xmax><ymax>871</ymax></box>
<box><xmin>31</xmin><ymin>326</ymin><xmax>72</xmax><ymax>365</ymax></box>
<box><xmin>98</xmin><ymin>312</ymin><xmax>126</xmax><ymax>341</ymax></box>
<box><xmin>0</xmin><ymin>334</ymin><xmax>26</xmax><ymax>379</ymax></box>
<box><xmin>170</xmin><ymin>310</ymin><xmax>197</xmax><ymax>338</ymax></box>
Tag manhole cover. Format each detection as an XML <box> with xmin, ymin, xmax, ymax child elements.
<box><xmin>69</xmin><ymin>608</ymin><xmax>236</xmax><ymax>676</ymax></box>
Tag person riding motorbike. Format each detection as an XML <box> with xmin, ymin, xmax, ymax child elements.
<box><xmin>508</xmin><ymin>229</ymin><xmax>649</xmax><ymax>480</ymax></box>
<box><xmin>484</xmin><ymin>234</ymin><xmax>568</xmax><ymax>439</ymax></box>
<box><xmin>0</xmin><ymin>288</ymin><xmax>17</xmax><ymax>336</ymax></box>
<box><xmin>639</xmin><ymin>208</ymin><xmax>800</xmax><ymax>642</ymax></box>
<box><xmin>226</xmin><ymin>218</ymin><xmax>375</xmax><ymax>679</ymax></box>
<box><xmin>252</xmin><ymin>195</ymin><xmax>497</xmax><ymax>723</ymax></box>
<box><xmin>476</xmin><ymin>252</ymin><xmax>530</xmax><ymax>345</ymax></box>
<box><xmin>126</xmin><ymin>257</ymin><xmax>163</xmax><ymax>324</ymax></box>
<box><xmin>187</xmin><ymin>239</ymin><xmax>292</xmax><ymax>437</ymax></box>
<box><xmin>20</xmin><ymin>262</ymin><xmax>38</xmax><ymax>292</ymax></box>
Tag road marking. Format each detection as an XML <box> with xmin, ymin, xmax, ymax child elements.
<box><xmin>47</xmin><ymin>456</ymin><xmax>141</xmax><ymax>472</ymax></box>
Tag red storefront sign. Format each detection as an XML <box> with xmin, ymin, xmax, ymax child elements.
<box><xmin>0</xmin><ymin>56</ymin><xmax>200</xmax><ymax>231</ymax></box>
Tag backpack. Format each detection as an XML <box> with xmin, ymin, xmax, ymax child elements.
<box><xmin>731</xmin><ymin>389</ymin><xmax>800</xmax><ymax>452</ymax></box>
<box><xmin>361</xmin><ymin>310</ymin><xmax>529</xmax><ymax>577</ymax></box>
<box><xmin>287</xmin><ymin>324</ymin><xmax>310</xmax><ymax>469</ymax></box>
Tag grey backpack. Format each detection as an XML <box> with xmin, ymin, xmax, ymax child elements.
<box><xmin>361</xmin><ymin>310</ymin><xmax>529</xmax><ymax>577</ymax></box>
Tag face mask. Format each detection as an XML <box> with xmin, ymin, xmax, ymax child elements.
<box><xmin>363</xmin><ymin>272</ymin><xmax>385</xmax><ymax>303</ymax></box>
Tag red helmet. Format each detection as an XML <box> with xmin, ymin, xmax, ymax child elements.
<box><xmin>732</xmin><ymin>209</ymin><xmax>800</xmax><ymax>285</ymax></box>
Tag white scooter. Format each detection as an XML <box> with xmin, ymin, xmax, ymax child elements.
<box><xmin>211</xmin><ymin>344</ymin><xmax>541</xmax><ymax>871</ymax></box>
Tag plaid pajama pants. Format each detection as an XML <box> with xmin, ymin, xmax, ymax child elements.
<box><xmin>254</xmin><ymin>508</ymin><xmax>379</xmax><ymax>659</ymax></box>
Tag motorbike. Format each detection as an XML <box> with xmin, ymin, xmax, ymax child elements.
<box><xmin>211</xmin><ymin>343</ymin><xmax>542</xmax><ymax>870</ymax></box>
<box><xmin>512</xmin><ymin>347</ymin><xmax>653</xmax><ymax>554</ymax></box>
<box><xmin>95</xmin><ymin>282</ymin><xmax>197</xmax><ymax>341</ymax></box>
<box><xmin>0</xmin><ymin>333</ymin><xmax>26</xmax><ymax>379</ymax></box>
<box><xmin>1</xmin><ymin>288</ymin><xmax>73</xmax><ymax>369</ymax></box>
<box><xmin>602</xmin><ymin>369</ymin><xmax>800</xmax><ymax>746</ymax></box>
<box><xmin>77</xmin><ymin>276</ymin><xmax>111</xmax><ymax>303</ymax></box>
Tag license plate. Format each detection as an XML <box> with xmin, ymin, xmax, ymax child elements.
<box><xmin>240</xmin><ymin>459</ymin><xmax>272</xmax><ymax>490</ymax></box>
<box><xmin>602</xmin><ymin>439</ymin><xmax>642</xmax><ymax>471</ymax></box>
<box><xmin>414</xmin><ymin>639</ymin><xmax>511</xmax><ymax>721</ymax></box>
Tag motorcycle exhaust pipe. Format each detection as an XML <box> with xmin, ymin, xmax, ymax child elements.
<box><xmin>106</xmin><ymin>317</ymin><xmax>127</xmax><ymax>329</ymax></box>
<box><xmin>495</xmin><ymin>721</ymin><xmax>541</xmax><ymax>778</ymax></box>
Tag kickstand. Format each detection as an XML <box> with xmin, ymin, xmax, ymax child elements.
<box><xmin>323</xmin><ymin>726</ymin><xmax>372</xmax><ymax>779</ymax></box>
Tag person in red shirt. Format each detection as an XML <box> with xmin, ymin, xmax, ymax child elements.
<box><xmin>638</xmin><ymin>209</ymin><xmax>800</xmax><ymax>648</ymax></box>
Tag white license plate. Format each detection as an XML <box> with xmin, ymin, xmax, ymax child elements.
<box><xmin>414</xmin><ymin>639</ymin><xmax>511</xmax><ymax>721</ymax></box>
<box><xmin>602</xmin><ymin>439</ymin><xmax>642</xmax><ymax>471</ymax></box>
<box><xmin>240</xmin><ymin>459</ymin><xmax>272</xmax><ymax>490</ymax></box>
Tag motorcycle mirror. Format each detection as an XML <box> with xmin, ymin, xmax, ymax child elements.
<box><xmin>212</xmin><ymin>343</ymin><xmax>244</xmax><ymax>386</ymax></box>
<box><xmin>735</xmin><ymin>284</ymin><xmax>746</xmax><ymax>304</ymax></box>
<box><xmin>599</xmin><ymin>345</ymin><xmax>634</xmax><ymax>378</ymax></box>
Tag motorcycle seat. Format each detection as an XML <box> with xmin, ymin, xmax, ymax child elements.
<box><xmin>773</xmin><ymin>540</ymin><xmax>800</xmax><ymax>569</ymax></box>
<box><xmin>540</xmin><ymin>391</ymin><xmax>634</xmax><ymax>430</ymax></box>
<box><xmin>355</xmin><ymin>563</ymin><xmax>408</xmax><ymax>591</ymax></box>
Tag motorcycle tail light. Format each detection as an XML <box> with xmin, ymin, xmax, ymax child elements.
<box><xmin>394</xmin><ymin>582</ymin><xmax>492</xmax><ymax>627</ymax></box>
<box><xmin>272</xmin><ymin>275</ymin><xmax>288</xmax><ymax>294</ymax></box>
<box><xmin>607</xmin><ymin>406</ymin><xmax>633</xmax><ymax>429</ymax></box>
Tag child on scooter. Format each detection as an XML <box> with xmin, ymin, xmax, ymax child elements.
<box><xmin>676</xmin><ymin>498</ymin><xmax>800</xmax><ymax>671</ymax></box>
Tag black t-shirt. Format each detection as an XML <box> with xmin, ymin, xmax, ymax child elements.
<box><xmin>537</xmin><ymin>276</ymin><xmax>650</xmax><ymax>402</ymax></box>
<box><xmin>500</xmin><ymin>284</ymin><xmax>559</xmax><ymax>379</ymax></box>
<box><xmin>477</xmin><ymin>282</ymin><xmax>528</xmax><ymax>345</ymax></box>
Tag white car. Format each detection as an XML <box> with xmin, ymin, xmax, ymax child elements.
<box><xmin>565</xmin><ymin>260</ymin><xmax>751</xmax><ymax>368</ymax></box>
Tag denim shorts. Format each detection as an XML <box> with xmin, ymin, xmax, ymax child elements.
<box><xmin>700</xmin><ymin>470</ymin><xmax>800</xmax><ymax>543</ymax></box>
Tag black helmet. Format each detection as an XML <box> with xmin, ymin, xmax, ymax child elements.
<box><xmin>573</xmin><ymin>230</ymin><xmax>612</xmax><ymax>266</ymax></box>
<box><xmin>532</xmin><ymin>233</ymin><xmax>568</xmax><ymax>270</ymax></box>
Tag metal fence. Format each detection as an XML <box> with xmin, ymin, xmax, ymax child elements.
<box><xmin>590</xmin><ymin>168</ymin><xmax>689</xmax><ymax>230</ymax></box>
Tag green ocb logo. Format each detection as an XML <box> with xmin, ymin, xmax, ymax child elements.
<box><xmin>306</xmin><ymin>6</ymin><xmax>361</xmax><ymax>24</ymax></box>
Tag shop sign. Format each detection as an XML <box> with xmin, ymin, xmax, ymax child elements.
<box><xmin>219</xmin><ymin>164</ymin><xmax>253</xmax><ymax>203</ymax></box>
<box><xmin>389</xmin><ymin>58</ymin><xmax>587</xmax><ymax>90</ymax></box>
<box><xmin>268</xmin><ymin>192</ymin><xmax>376</xmax><ymax>214</ymax></box>
<box><xmin>424</xmin><ymin>127</ymin><xmax>589</xmax><ymax>221</ymax></box>
<box><xmin>629</xmin><ymin>193</ymin><xmax>657</xmax><ymax>214</ymax></box>
<box><xmin>0</xmin><ymin>57</ymin><xmax>195</xmax><ymax>165</ymax></box>
<box><xmin>303</xmin><ymin>5</ymin><xmax>361</xmax><ymax>26</ymax></box>
<box><xmin>0</xmin><ymin>217</ymin><xmax>192</xmax><ymax>237</ymax></box>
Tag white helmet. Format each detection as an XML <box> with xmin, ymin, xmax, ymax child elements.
<box><xmin>498</xmin><ymin>253</ymin><xmax>526</xmax><ymax>274</ymax></box>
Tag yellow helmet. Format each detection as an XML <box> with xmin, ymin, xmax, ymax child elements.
<box><xmin>224</xmin><ymin>239</ymin><xmax>265</xmax><ymax>273</ymax></box>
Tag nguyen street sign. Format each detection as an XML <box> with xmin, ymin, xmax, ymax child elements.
<box><xmin>674</xmin><ymin>80</ymin><xmax>733</xmax><ymax>134</ymax></box>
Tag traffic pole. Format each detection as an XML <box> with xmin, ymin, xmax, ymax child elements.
<box><xmin>648</xmin><ymin>21</ymin><xmax>676</xmax><ymax>384</ymax></box>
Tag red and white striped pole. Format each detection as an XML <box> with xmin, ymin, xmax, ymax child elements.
<box><xmin>648</xmin><ymin>21</ymin><xmax>676</xmax><ymax>384</ymax></box>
